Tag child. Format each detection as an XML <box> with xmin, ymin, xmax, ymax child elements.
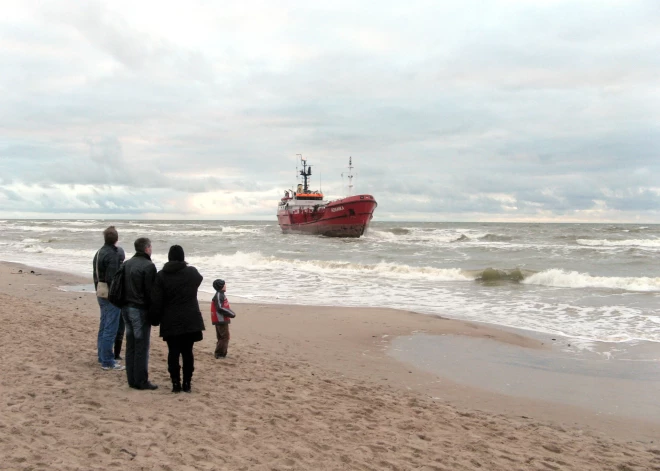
<box><xmin>211</xmin><ymin>279</ymin><xmax>236</xmax><ymax>359</ymax></box>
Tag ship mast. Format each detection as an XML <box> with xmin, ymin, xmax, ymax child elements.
<box><xmin>298</xmin><ymin>154</ymin><xmax>312</xmax><ymax>193</ymax></box>
<box><xmin>346</xmin><ymin>156</ymin><xmax>354</xmax><ymax>196</ymax></box>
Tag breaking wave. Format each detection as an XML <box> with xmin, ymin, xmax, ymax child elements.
<box><xmin>523</xmin><ymin>269</ymin><xmax>660</xmax><ymax>292</ymax></box>
<box><xmin>383</xmin><ymin>227</ymin><xmax>411</xmax><ymax>235</ymax></box>
<box><xmin>22</xmin><ymin>245</ymin><xmax>98</xmax><ymax>258</ymax></box>
<box><xmin>577</xmin><ymin>238</ymin><xmax>660</xmax><ymax>248</ymax></box>
<box><xmin>471</xmin><ymin>267</ymin><xmax>531</xmax><ymax>282</ymax></box>
<box><xmin>192</xmin><ymin>251</ymin><xmax>473</xmax><ymax>281</ymax></box>
<box><xmin>4</xmin><ymin>225</ymin><xmax>101</xmax><ymax>233</ymax></box>
<box><xmin>478</xmin><ymin>234</ymin><xmax>513</xmax><ymax>242</ymax></box>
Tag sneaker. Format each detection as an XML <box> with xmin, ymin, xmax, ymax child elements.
<box><xmin>101</xmin><ymin>363</ymin><xmax>125</xmax><ymax>371</ymax></box>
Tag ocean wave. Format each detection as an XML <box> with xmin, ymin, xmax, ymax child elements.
<box><xmin>3</xmin><ymin>225</ymin><xmax>101</xmax><ymax>233</ymax></box>
<box><xmin>192</xmin><ymin>251</ymin><xmax>473</xmax><ymax>281</ymax></box>
<box><xmin>130</xmin><ymin>227</ymin><xmax>261</xmax><ymax>236</ymax></box>
<box><xmin>369</xmin><ymin>228</ymin><xmax>466</xmax><ymax>244</ymax></box>
<box><xmin>478</xmin><ymin>234</ymin><xmax>513</xmax><ymax>242</ymax></box>
<box><xmin>383</xmin><ymin>227</ymin><xmax>411</xmax><ymax>235</ymax></box>
<box><xmin>22</xmin><ymin>245</ymin><xmax>98</xmax><ymax>258</ymax></box>
<box><xmin>522</xmin><ymin>269</ymin><xmax>660</xmax><ymax>292</ymax></box>
<box><xmin>55</xmin><ymin>220</ymin><xmax>101</xmax><ymax>226</ymax></box>
<box><xmin>367</xmin><ymin>230</ymin><xmax>404</xmax><ymax>241</ymax></box>
<box><xmin>219</xmin><ymin>226</ymin><xmax>263</xmax><ymax>234</ymax></box>
<box><xmin>576</xmin><ymin>238</ymin><xmax>660</xmax><ymax>248</ymax></box>
<box><xmin>128</xmin><ymin>228</ymin><xmax>225</xmax><ymax>237</ymax></box>
<box><xmin>472</xmin><ymin>267</ymin><xmax>531</xmax><ymax>282</ymax></box>
<box><xmin>1</xmin><ymin>224</ymin><xmax>261</xmax><ymax>237</ymax></box>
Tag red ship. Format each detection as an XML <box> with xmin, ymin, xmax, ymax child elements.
<box><xmin>277</xmin><ymin>156</ymin><xmax>377</xmax><ymax>237</ymax></box>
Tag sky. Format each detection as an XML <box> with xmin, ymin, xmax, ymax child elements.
<box><xmin>0</xmin><ymin>0</ymin><xmax>659</xmax><ymax>222</ymax></box>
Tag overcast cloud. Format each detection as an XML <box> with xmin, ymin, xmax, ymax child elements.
<box><xmin>1</xmin><ymin>0</ymin><xmax>659</xmax><ymax>221</ymax></box>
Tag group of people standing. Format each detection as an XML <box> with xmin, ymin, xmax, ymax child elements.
<box><xmin>93</xmin><ymin>226</ymin><xmax>235</xmax><ymax>393</ymax></box>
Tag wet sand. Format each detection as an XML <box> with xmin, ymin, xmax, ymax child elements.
<box><xmin>1</xmin><ymin>261</ymin><xmax>660</xmax><ymax>470</ymax></box>
<box><xmin>390</xmin><ymin>333</ymin><xmax>660</xmax><ymax>423</ymax></box>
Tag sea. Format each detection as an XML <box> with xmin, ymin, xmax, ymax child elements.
<box><xmin>2</xmin><ymin>219</ymin><xmax>660</xmax><ymax>351</ymax></box>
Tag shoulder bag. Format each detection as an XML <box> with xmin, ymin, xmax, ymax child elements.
<box><xmin>95</xmin><ymin>250</ymin><xmax>109</xmax><ymax>298</ymax></box>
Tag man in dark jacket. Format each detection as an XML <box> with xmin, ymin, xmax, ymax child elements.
<box><xmin>121</xmin><ymin>237</ymin><xmax>158</xmax><ymax>390</ymax></box>
<box><xmin>93</xmin><ymin>226</ymin><xmax>125</xmax><ymax>371</ymax></box>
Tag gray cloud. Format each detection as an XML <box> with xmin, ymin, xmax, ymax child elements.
<box><xmin>1</xmin><ymin>0</ymin><xmax>659</xmax><ymax>220</ymax></box>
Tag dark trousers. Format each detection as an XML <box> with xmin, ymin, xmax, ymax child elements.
<box><xmin>114</xmin><ymin>314</ymin><xmax>125</xmax><ymax>359</ymax></box>
<box><xmin>214</xmin><ymin>324</ymin><xmax>230</xmax><ymax>357</ymax></box>
<box><xmin>166</xmin><ymin>334</ymin><xmax>196</xmax><ymax>383</ymax></box>
<box><xmin>122</xmin><ymin>307</ymin><xmax>151</xmax><ymax>388</ymax></box>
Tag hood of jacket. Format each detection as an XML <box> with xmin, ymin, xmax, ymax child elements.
<box><xmin>162</xmin><ymin>260</ymin><xmax>187</xmax><ymax>273</ymax></box>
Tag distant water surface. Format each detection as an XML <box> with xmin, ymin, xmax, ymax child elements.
<box><xmin>1</xmin><ymin>219</ymin><xmax>659</xmax><ymax>349</ymax></box>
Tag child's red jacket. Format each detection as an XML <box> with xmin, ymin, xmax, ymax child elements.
<box><xmin>211</xmin><ymin>292</ymin><xmax>235</xmax><ymax>325</ymax></box>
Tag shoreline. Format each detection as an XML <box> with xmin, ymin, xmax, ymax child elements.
<box><xmin>56</xmin><ymin>271</ymin><xmax>660</xmax><ymax>361</ymax></box>
<box><xmin>6</xmin><ymin>249</ymin><xmax>658</xmax><ymax>347</ymax></box>
<box><xmin>2</xmin><ymin>260</ymin><xmax>660</xmax><ymax>469</ymax></box>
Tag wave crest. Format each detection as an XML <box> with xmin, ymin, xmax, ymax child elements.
<box><xmin>478</xmin><ymin>234</ymin><xmax>513</xmax><ymax>242</ymax></box>
<box><xmin>577</xmin><ymin>238</ymin><xmax>660</xmax><ymax>248</ymax></box>
<box><xmin>523</xmin><ymin>269</ymin><xmax>660</xmax><ymax>292</ymax></box>
<box><xmin>192</xmin><ymin>251</ymin><xmax>473</xmax><ymax>281</ymax></box>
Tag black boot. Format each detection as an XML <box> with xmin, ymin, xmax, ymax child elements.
<box><xmin>182</xmin><ymin>380</ymin><xmax>191</xmax><ymax>393</ymax></box>
<box><xmin>172</xmin><ymin>381</ymin><xmax>182</xmax><ymax>393</ymax></box>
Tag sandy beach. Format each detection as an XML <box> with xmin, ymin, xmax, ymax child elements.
<box><xmin>1</xmin><ymin>261</ymin><xmax>659</xmax><ymax>470</ymax></box>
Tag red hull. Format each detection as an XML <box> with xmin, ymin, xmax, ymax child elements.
<box><xmin>277</xmin><ymin>195</ymin><xmax>377</xmax><ymax>237</ymax></box>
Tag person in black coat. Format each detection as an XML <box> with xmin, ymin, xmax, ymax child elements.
<box><xmin>149</xmin><ymin>245</ymin><xmax>205</xmax><ymax>393</ymax></box>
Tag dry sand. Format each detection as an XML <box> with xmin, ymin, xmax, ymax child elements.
<box><xmin>1</xmin><ymin>261</ymin><xmax>659</xmax><ymax>470</ymax></box>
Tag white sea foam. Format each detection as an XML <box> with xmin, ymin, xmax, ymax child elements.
<box><xmin>130</xmin><ymin>227</ymin><xmax>260</xmax><ymax>237</ymax></box>
<box><xmin>219</xmin><ymin>226</ymin><xmax>264</xmax><ymax>234</ymax></box>
<box><xmin>523</xmin><ymin>269</ymin><xmax>660</xmax><ymax>292</ymax></box>
<box><xmin>1</xmin><ymin>224</ymin><xmax>252</xmax><ymax>237</ymax></box>
<box><xmin>3</xmin><ymin>225</ymin><xmax>100</xmax><ymax>233</ymax></box>
<box><xmin>577</xmin><ymin>238</ymin><xmax>660</xmax><ymax>248</ymax></box>
<box><xmin>22</xmin><ymin>245</ymin><xmax>98</xmax><ymax>258</ymax></box>
<box><xmin>367</xmin><ymin>230</ymin><xmax>401</xmax><ymax>241</ymax></box>
<box><xmin>367</xmin><ymin>227</ymin><xmax>495</xmax><ymax>246</ymax></box>
<box><xmin>191</xmin><ymin>251</ymin><xmax>473</xmax><ymax>281</ymax></box>
<box><xmin>56</xmin><ymin>220</ymin><xmax>100</xmax><ymax>226</ymax></box>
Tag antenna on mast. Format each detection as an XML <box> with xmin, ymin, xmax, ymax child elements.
<box><xmin>346</xmin><ymin>156</ymin><xmax>354</xmax><ymax>196</ymax></box>
<box><xmin>297</xmin><ymin>154</ymin><xmax>311</xmax><ymax>193</ymax></box>
<box><xmin>296</xmin><ymin>154</ymin><xmax>302</xmax><ymax>185</ymax></box>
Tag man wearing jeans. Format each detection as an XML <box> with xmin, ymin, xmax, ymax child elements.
<box><xmin>93</xmin><ymin>226</ymin><xmax>125</xmax><ymax>371</ymax></box>
<box><xmin>122</xmin><ymin>237</ymin><xmax>158</xmax><ymax>390</ymax></box>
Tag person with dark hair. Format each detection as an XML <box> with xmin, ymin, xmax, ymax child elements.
<box><xmin>150</xmin><ymin>245</ymin><xmax>205</xmax><ymax>393</ymax></box>
<box><xmin>121</xmin><ymin>237</ymin><xmax>158</xmax><ymax>390</ymax></box>
<box><xmin>92</xmin><ymin>226</ymin><xmax>124</xmax><ymax>371</ymax></box>
<box><xmin>114</xmin><ymin>246</ymin><xmax>126</xmax><ymax>361</ymax></box>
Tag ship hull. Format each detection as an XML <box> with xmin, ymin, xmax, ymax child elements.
<box><xmin>277</xmin><ymin>195</ymin><xmax>377</xmax><ymax>238</ymax></box>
